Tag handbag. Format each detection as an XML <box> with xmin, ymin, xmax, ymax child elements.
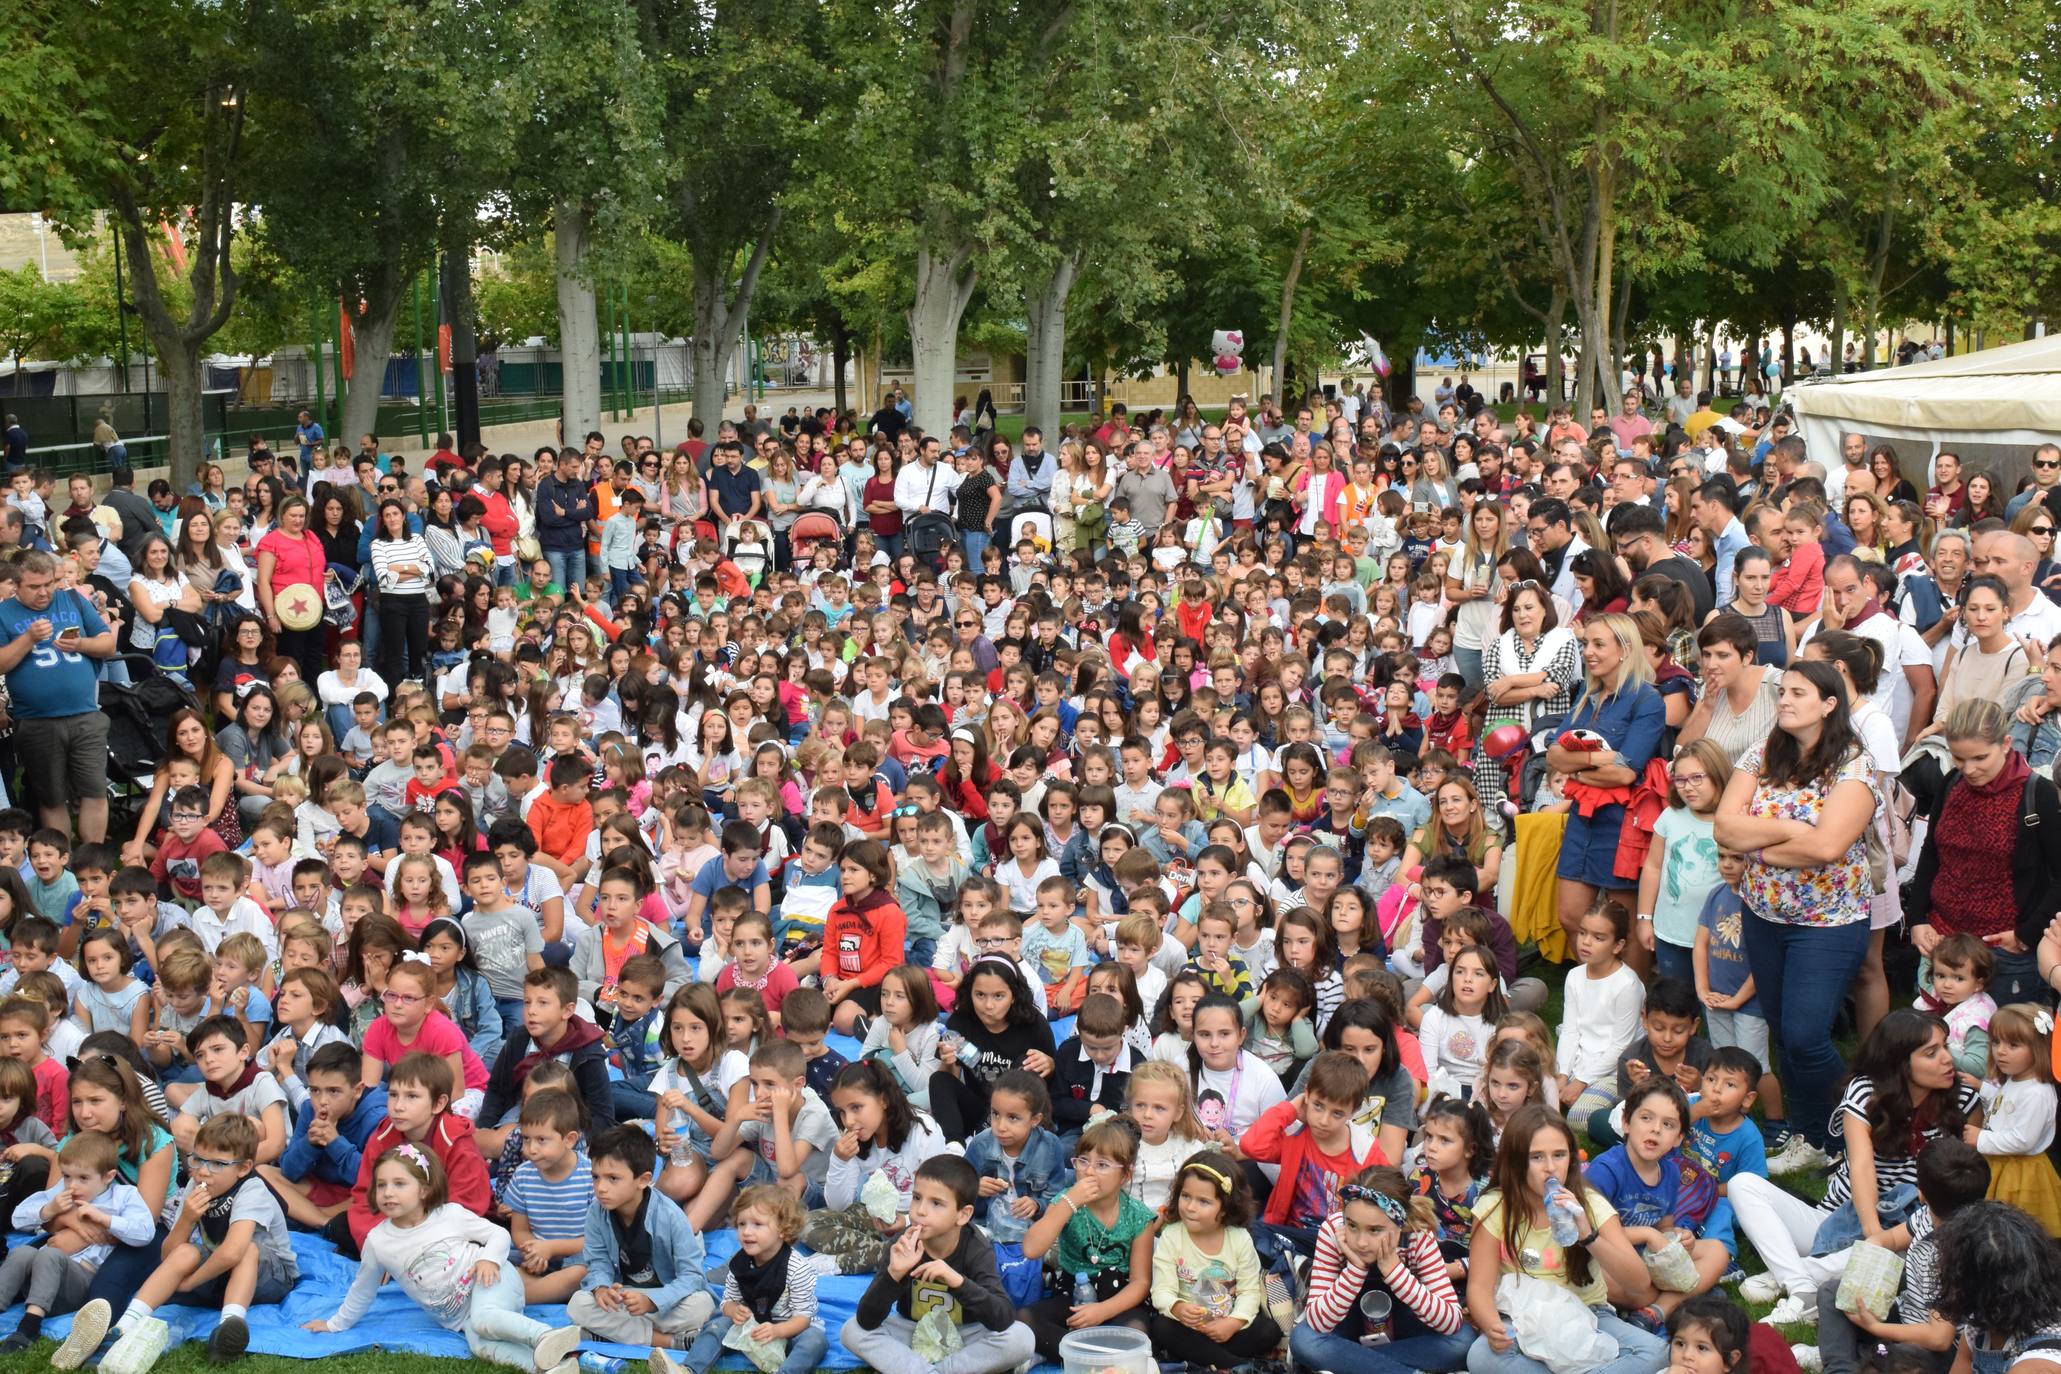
<box><xmin>516</xmin><ymin>534</ymin><xmax>542</xmax><ymax>563</ymax></box>
<box><xmin>906</xmin><ymin>465</ymin><xmax>955</xmax><ymax>557</ymax></box>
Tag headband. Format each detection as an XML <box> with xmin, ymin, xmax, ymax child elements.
<box><xmin>393</xmin><ymin>1143</ymin><xmax>429</xmax><ymax>1170</ymax></box>
<box><xmin>1186</xmin><ymin>1162</ymin><xmax>1235</xmax><ymax>1194</ymax></box>
<box><xmin>1339</xmin><ymin>1183</ymin><xmax>1409</xmax><ymax>1226</ymax></box>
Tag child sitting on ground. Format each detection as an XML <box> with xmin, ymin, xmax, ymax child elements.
<box><xmin>657</xmin><ymin>1183</ymin><xmax>826</xmax><ymax>1374</ymax></box>
<box><xmin>566</xmin><ymin>1127</ymin><xmax>713</xmax><ymax>1353</ymax></box>
<box><xmin>94</xmin><ymin>1111</ymin><xmax>302</xmax><ymax>1370</ymax></box>
<box><xmin>0</xmin><ymin>1131</ymin><xmax>155</xmax><ymax>1355</ymax></box>
<box><xmin>840</xmin><ymin>1154</ymin><xmax>1036</xmax><ymax>1374</ymax></box>
<box><xmin>501</xmin><ymin>1088</ymin><xmax>593</xmax><ymax>1304</ymax></box>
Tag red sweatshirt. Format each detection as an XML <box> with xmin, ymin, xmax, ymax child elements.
<box><xmin>346</xmin><ymin>1111</ymin><xmax>491</xmax><ymax>1246</ymax></box>
<box><xmin>1238</xmin><ymin>1097</ymin><xmax>1385</xmax><ymax>1227</ymax></box>
<box><xmin>822</xmin><ymin>888</ymin><xmax>907</xmax><ymax>990</ymax></box>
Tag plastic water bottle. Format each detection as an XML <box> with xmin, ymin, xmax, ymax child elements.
<box><xmin>1073</xmin><ymin>1272</ymin><xmax>1097</xmax><ymax>1308</ymax></box>
<box><xmin>579</xmin><ymin>1355</ymin><xmax>628</xmax><ymax>1374</ymax></box>
<box><xmin>1544</xmin><ymin>1179</ymin><xmax>1585</xmax><ymax>1247</ymax></box>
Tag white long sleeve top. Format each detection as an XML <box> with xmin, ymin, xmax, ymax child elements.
<box><xmin>1558</xmin><ymin>962</ymin><xmax>1646</xmax><ymax>1085</ymax></box>
<box><xmin>326</xmin><ymin>1203</ymin><xmax>512</xmax><ymax>1332</ymax></box>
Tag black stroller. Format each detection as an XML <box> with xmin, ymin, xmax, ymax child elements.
<box><xmin>100</xmin><ymin>654</ymin><xmax>204</xmax><ymax>836</ymax></box>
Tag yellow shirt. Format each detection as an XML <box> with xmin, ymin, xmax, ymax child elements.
<box><xmin>1474</xmin><ymin>1186</ymin><xmax>1618</xmax><ymax>1308</ymax></box>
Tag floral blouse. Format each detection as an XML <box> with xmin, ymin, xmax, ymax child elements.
<box><xmin>1735</xmin><ymin>740</ymin><xmax>1880</xmax><ymax>928</ymax></box>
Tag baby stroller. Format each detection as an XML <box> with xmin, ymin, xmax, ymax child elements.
<box><xmin>99</xmin><ymin>653</ymin><xmax>204</xmax><ymax>834</ymax></box>
<box><xmin>789</xmin><ymin>510</ymin><xmax>843</xmax><ymax>565</ymax></box>
<box><xmin>1005</xmin><ymin>499</ymin><xmax>1053</xmax><ymax>558</ymax></box>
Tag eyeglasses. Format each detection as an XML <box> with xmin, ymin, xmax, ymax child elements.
<box><xmin>1672</xmin><ymin>772</ymin><xmax>1709</xmax><ymax>786</ymax></box>
<box><xmin>188</xmin><ymin>1155</ymin><xmax>239</xmax><ymax>1173</ymax></box>
<box><xmin>975</xmin><ymin>936</ymin><xmax>1014</xmax><ymax>950</ymax></box>
<box><xmin>1072</xmin><ymin>1155</ymin><xmax>1122</xmax><ymax>1174</ymax></box>
<box><xmin>381</xmin><ymin>990</ymin><xmax>424</xmax><ymax>1007</ymax></box>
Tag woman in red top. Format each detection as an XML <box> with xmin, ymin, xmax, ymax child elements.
<box><xmin>862</xmin><ymin>449</ymin><xmax>902</xmax><ymax>558</ymax></box>
<box><xmin>820</xmin><ymin>840</ymin><xmax>907</xmax><ymax>1035</ymax></box>
<box><xmin>255</xmin><ymin>493</ymin><xmax>329</xmax><ymax>681</ymax></box>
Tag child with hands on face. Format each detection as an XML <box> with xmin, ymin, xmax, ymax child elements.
<box><xmin>961</xmin><ymin>1069</ymin><xmax>1072</xmax><ymax>1246</ymax></box>
<box><xmin>841</xmin><ymin>1155</ymin><xmax>1037</xmax><ymax>1374</ymax></box>
<box><xmin>690</xmin><ymin>1039</ymin><xmax>836</xmax><ymax>1234</ymax></box>
<box><xmin>805</xmin><ymin>1059</ymin><xmax>949</xmax><ymax>1275</ymax></box>
<box><xmin>1290</xmin><ymin>1164</ymin><xmax>1475</xmax><ymax>1374</ymax></box>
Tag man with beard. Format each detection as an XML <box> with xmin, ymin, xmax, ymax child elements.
<box><xmin>1609</xmin><ymin>504</ymin><xmax>1713</xmax><ymax>622</ymax></box>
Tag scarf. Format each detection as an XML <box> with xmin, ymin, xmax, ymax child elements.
<box><xmin>731</xmin><ymin>1242</ymin><xmax>793</xmax><ymax>1322</ymax></box>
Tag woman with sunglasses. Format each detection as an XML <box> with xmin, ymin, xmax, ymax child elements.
<box><xmin>2010</xmin><ymin>500</ymin><xmax>2061</xmax><ymax>594</ymax></box>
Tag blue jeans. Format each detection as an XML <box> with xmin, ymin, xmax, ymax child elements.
<box><xmin>1454</xmin><ymin>646</ymin><xmax>1485</xmax><ymax>698</ymax></box>
<box><xmin>495</xmin><ymin>996</ymin><xmax>525</xmax><ymax>1046</ymax></box>
<box><xmin>1991</xmin><ymin>947</ymin><xmax>2057</xmax><ymax>1006</ymax></box>
<box><xmin>1740</xmin><ymin>909</ymin><xmax>1871</xmax><ymax>1151</ymax></box>
<box><xmin>1653</xmin><ymin>938</ymin><xmax>1694</xmax><ymax>986</ymax></box>
<box><xmin>613</xmin><ymin>1079</ymin><xmax>659</xmax><ymax>1123</ymax></box>
<box><xmin>1293</xmin><ymin>1320</ymin><xmax>1477</xmax><ymax>1374</ymax></box>
<box><xmin>325</xmin><ymin>703</ymin><xmax>356</xmax><ymax>745</ymax></box>
<box><xmin>1465</xmin><ymin>1310</ymin><xmax>1668</xmax><ymax>1374</ymax></box>
<box><xmin>961</xmin><ymin>529</ymin><xmax>989</xmax><ymax>568</ymax></box>
<box><xmin>544</xmin><ymin>547</ymin><xmax>587</xmax><ymax>591</ymax></box>
<box><xmin>609</xmin><ymin>566</ymin><xmax>632</xmax><ymax>604</ymax></box>
<box><xmin>682</xmin><ymin>1316</ymin><xmax>828</xmax><ymax>1374</ymax></box>
<box><xmin>907</xmin><ymin>936</ymin><xmax>936</xmax><ymax>971</ymax></box>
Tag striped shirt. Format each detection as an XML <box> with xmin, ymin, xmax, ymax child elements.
<box><xmin>720</xmin><ymin>1248</ymin><xmax>818</xmax><ymax>1323</ymax></box>
<box><xmin>500</xmin><ymin>1155</ymin><xmax>593</xmax><ymax>1241</ymax></box>
<box><xmin>1302</xmin><ymin>1214</ymin><xmax>1464</xmax><ymax>1335</ymax></box>
<box><xmin>369</xmin><ymin>534</ymin><xmax>433</xmax><ymax>595</ymax></box>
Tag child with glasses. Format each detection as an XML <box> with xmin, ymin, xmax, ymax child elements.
<box><xmin>1015</xmin><ymin>1117</ymin><xmax>1154</xmax><ymax>1361</ymax></box>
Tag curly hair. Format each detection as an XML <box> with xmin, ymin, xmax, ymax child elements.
<box><xmin>1932</xmin><ymin>1201</ymin><xmax>2061</xmax><ymax>1344</ymax></box>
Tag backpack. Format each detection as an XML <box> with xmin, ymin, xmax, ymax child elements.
<box><xmin>1897</xmin><ymin>572</ymin><xmax>1945</xmax><ymax>634</ymax></box>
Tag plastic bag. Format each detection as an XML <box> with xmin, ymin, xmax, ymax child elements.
<box><xmin>1835</xmin><ymin>1241</ymin><xmax>1904</xmax><ymax>1323</ymax></box>
<box><xmin>859</xmin><ymin>1168</ymin><xmax>901</xmax><ymax>1224</ymax></box>
<box><xmin>1644</xmin><ymin>1235</ymin><xmax>1700</xmax><ymax>1293</ymax></box>
<box><xmin>1496</xmin><ymin>1273</ymin><xmax>1618</xmax><ymax>1374</ymax></box>
<box><xmin>722</xmin><ymin>1319</ymin><xmax>788</xmax><ymax>1374</ymax></box>
<box><xmin>912</xmin><ymin>1307</ymin><xmax>965</xmax><ymax>1365</ymax></box>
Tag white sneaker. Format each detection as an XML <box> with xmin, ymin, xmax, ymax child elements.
<box><xmin>1792</xmin><ymin>1345</ymin><xmax>1824</xmax><ymax>1373</ymax></box>
<box><xmin>1768</xmin><ymin>1294</ymin><xmax>1817</xmax><ymax>1325</ymax></box>
<box><xmin>531</xmin><ymin>1325</ymin><xmax>582</xmax><ymax>1372</ymax></box>
<box><xmin>650</xmin><ymin>1349</ymin><xmax>688</xmax><ymax>1374</ymax></box>
<box><xmin>50</xmin><ymin>1299</ymin><xmax>111</xmax><ymax>1371</ymax></box>
<box><xmin>1768</xmin><ymin>1136</ymin><xmax>1833</xmax><ymax>1175</ymax></box>
<box><xmin>1739</xmin><ymin>1271</ymin><xmax>1784</xmax><ymax>1304</ymax></box>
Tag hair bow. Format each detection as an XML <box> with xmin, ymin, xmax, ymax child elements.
<box><xmin>400</xmin><ymin>951</ymin><xmax>433</xmax><ymax>966</ymax></box>
<box><xmin>2034</xmin><ymin>1009</ymin><xmax>2055</xmax><ymax>1038</ymax></box>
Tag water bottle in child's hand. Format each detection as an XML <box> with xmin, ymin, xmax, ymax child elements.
<box><xmin>1544</xmin><ymin>1179</ymin><xmax>1585</xmax><ymax>1247</ymax></box>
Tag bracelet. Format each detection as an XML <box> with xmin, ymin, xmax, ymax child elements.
<box><xmin>1636</xmin><ymin>912</ymin><xmax>1654</xmax><ymax>923</ymax></box>
<box><xmin>1057</xmin><ymin>1194</ymin><xmax>1078</xmax><ymax>1216</ymax></box>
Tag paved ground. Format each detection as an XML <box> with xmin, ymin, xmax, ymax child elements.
<box><xmin>381</xmin><ymin>389</ymin><xmax>844</xmax><ymax>463</ymax></box>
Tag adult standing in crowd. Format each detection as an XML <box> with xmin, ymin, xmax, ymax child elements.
<box><xmin>1547</xmin><ymin>613</ymin><xmax>1667</xmax><ymax>958</ymax></box>
<box><xmin>1714</xmin><ymin>658</ymin><xmax>1880</xmax><ymax>1156</ymax></box>
<box><xmin>253</xmin><ymin>493</ymin><xmax>329</xmax><ymax>683</ymax></box>
<box><xmin>1112</xmin><ymin>440</ymin><xmax>1177</xmax><ymax>541</ymax></box>
<box><xmin>0</xmin><ymin>552</ymin><xmax>118</xmax><ymax>841</ymax></box>
<box><xmin>534</xmin><ymin>447</ymin><xmax>595</xmax><ymax>590</ymax></box>
<box><xmin>1907</xmin><ymin>698</ymin><xmax>2061</xmax><ymax>1004</ymax></box>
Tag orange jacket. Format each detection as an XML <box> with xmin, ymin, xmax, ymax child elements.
<box><xmin>528</xmin><ymin>791</ymin><xmax>593</xmax><ymax>868</ymax></box>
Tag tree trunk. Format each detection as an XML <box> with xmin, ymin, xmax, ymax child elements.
<box><xmin>829</xmin><ymin>315</ymin><xmax>850</xmax><ymax>418</ymax></box>
<box><xmin>554</xmin><ymin>201</ymin><xmax>601</xmax><ymax>442</ymax></box>
<box><xmin>1544</xmin><ymin>288</ymin><xmax>1567</xmax><ymax>405</ymax></box>
<box><xmin>1271</xmin><ymin>225</ymin><xmax>1312</xmax><ymax>402</ymax></box>
<box><xmin>1175</xmin><ymin>357</ymin><xmax>1190</xmax><ymax>401</ymax></box>
<box><xmin>341</xmin><ymin>275</ymin><xmax>403</xmax><ymax>453</ymax></box>
<box><xmin>1023</xmin><ymin>252</ymin><xmax>1082</xmax><ymax>441</ymax></box>
<box><xmin>1829</xmin><ymin>290</ymin><xmax>1846</xmax><ymax>383</ymax></box>
<box><xmin>907</xmin><ymin>240</ymin><xmax>978</xmax><ymax>437</ymax></box>
<box><xmin>688</xmin><ymin>216</ymin><xmax>781</xmax><ymax>435</ymax></box>
<box><xmin>1782</xmin><ymin>318</ymin><xmax>1796</xmax><ymax>390</ymax></box>
<box><xmin>156</xmin><ymin>333</ymin><xmax>207</xmax><ymax>488</ymax></box>
<box><xmin>443</xmin><ymin>237</ymin><xmax>480</xmax><ymax>450</ymax></box>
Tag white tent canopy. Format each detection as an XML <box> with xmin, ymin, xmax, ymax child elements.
<box><xmin>1789</xmin><ymin>333</ymin><xmax>2061</xmax><ymax>494</ymax></box>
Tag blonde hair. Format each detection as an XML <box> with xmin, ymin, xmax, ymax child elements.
<box><xmin>1988</xmin><ymin>1003</ymin><xmax>2056</xmax><ymax>1084</ymax></box>
<box><xmin>733</xmin><ymin>1183</ymin><xmax>806</xmax><ymax>1240</ymax></box>
<box><xmin>1125</xmin><ymin>1060</ymin><xmax>1207</xmax><ymax>1142</ymax></box>
<box><xmin>1582</xmin><ymin>612</ymin><xmax>1654</xmax><ymax>696</ymax></box>
<box><xmin>391</xmin><ymin>854</ymin><xmax>451</xmax><ymax>917</ymax></box>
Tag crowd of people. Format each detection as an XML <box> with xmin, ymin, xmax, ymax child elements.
<box><xmin>0</xmin><ymin>380</ymin><xmax>2057</xmax><ymax>1374</ymax></box>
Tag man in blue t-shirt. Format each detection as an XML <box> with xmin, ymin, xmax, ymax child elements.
<box><xmin>0</xmin><ymin>552</ymin><xmax>118</xmax><ymax>841</ymax></box>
